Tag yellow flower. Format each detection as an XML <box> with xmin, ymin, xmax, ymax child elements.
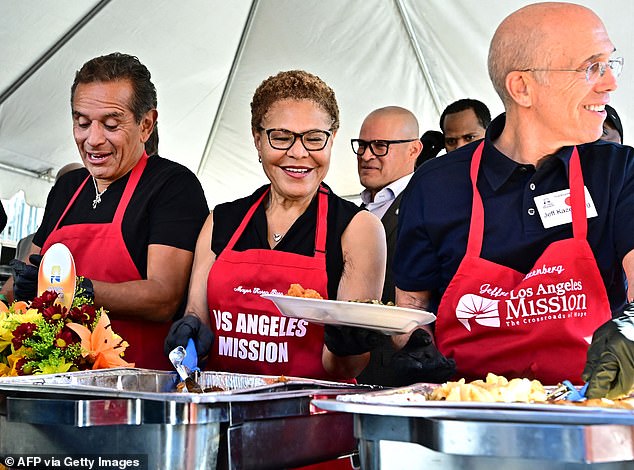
<box><xmin>6</xmin><ymin>348</ymin><xmax>28</xmax><ymax>376</ymax></box>
<box><xmin>38</xmin><ymin>359</ymin><xmax>74</xmax><ymax>375</ymax></box>
<box><xmin>0</xmin><ymin>362</ymin><xmax>9</xmax><ymax>377</ymax></box>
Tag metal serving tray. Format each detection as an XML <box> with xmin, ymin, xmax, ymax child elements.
<box><xmin>313</xmin><ymin>383</ymin><xmax>634</xmax><ymax>469</ymax></box>
<box><xmin>0</xmin><ymin>367</ymin><xmax>356</xmax><ymax>403</ymax></box>
<box><xmin>0</xmin><ymin>369</ymin><xmax>367</xmax><ymax>469</ymax></box>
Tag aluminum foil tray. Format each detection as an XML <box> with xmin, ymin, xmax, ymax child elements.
<box><xmin>0</xmin><ymin>368</ymin><xmax>359</xmax><ymax>403</ymax></box>
<box><xmin>314</xmin><ymin>382</ymin><xmax>634</xmax><ymax>426</ymax></box>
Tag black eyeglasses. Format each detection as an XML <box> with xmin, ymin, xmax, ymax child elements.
<box><xmin>258</xmin><ymin>127</ymin><xmax>332</xmax><ymax>151</ymax></box>
<box><xmin>351</xmin><ymin>138</ymin><xmax>417</xmax><ymax>157</ymax></box>
<box><xmin>518</xmin><ymin>57</ymin><xmax>624</xmax><ymax>83</ymax></box>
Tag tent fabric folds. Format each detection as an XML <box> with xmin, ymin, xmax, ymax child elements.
<box><xmin>1</xmin><ymin>0</ymin><xmax>632</xmax><ymax>208</ymax></box>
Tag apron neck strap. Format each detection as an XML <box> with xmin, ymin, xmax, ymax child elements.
<box><xmin>466</xmin><ymin>143</ymin><xmax>587</xmax><ymax>257</ymax></box>
<box><xmin>225</xmin><ymin>184</ymin><xmax>329</xmax><ymax>256</ymax></box>
<box><xmin>113</xmin><ymin>152</ymin><xmax>148</xmax><ymax>224</ymax></box>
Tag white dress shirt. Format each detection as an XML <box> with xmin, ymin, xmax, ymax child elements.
<box><xmin>360</xmin><ymin>173</ymin><xmax>413</xmax><ymax>220</ymax></box>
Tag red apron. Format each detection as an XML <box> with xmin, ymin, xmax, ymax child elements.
<box><xmin>206</xmin><ymin>185</ymin><xmax>332</xmax><ymax>379</ymax></box>
<box><xmin>41</xmin><ymin>153</ymin><xmax>172</xmax><ymax>370</ymax></box>
<box><xmin>436</xmin><ymin>142</ymin><xmax>610</xmax><ymax>384</ymax></box>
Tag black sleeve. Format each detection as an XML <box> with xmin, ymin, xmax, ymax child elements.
<box><xmin>147</xmin><ymin>168</ymin><xmax>210</xmax><ymax>252</ymax></box>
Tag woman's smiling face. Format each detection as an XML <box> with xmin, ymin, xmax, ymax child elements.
<box><xmin>254</xmin><ymin>99</ymin><xmax>334</xmax><ymax>201</ymax></box>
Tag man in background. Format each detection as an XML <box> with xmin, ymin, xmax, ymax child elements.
<box><xmin>352</xmin><ymin>106</ymin><xmax>422</xmax><ymax>385</ymax></box>
<box><xmin>440</xmin><ymin>98</ymin><xmax>491</xmax><ymax>152</ymax></box>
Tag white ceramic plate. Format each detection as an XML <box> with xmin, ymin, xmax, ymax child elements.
<box><xmin>261</xmin><ymin>294</ymin><xmax>435</xmax><ymax>335</ymax></box>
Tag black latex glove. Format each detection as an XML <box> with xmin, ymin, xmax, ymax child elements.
<box><xmin>390</xmin><ymin>329</ymin><xmax>456</xmax><ymax>386</ymax></box>
<box><xmin>324</xmin><ymin>325</ymin><xmax>388</xmax><ymax>357</ymax></box>
<box><xmin>75</xmin><ymin>276</ymin><xmax>95</xmax><ymax>303</ymax></box>
<box><xmin>164</xmin><ymin>315</ymin><xmax>214</xmax><ymax>364</ymax></box>
<box><xmin>9</xmin><ymin>253</ymin><xmax>42</xmax><ymax>301</ymax></box>
<box><xmin>582</xmin><ymin>303</ymin><xmax>634</xmax><ymax>399</ymax></box>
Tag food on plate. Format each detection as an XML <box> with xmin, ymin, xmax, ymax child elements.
<box><xmin>286</xmin><ymin>283</ymin><xmax>395</xmax><ymax>306</ymax></box>
<box><xmin>430</xmin><ymin>373</ymin><xmax>547</xmax><ymax>403</ymax></box>
<box><xmin>287</xmin><ymin>283</ymin><xmax>323</xmax><ymax>299</ymax></box>
<box><xmin>348</xmin><ymin>299</ymin><xmax>396</xmax><ymax>306</ymax></box>
<box><xmin>550</xmin><ymin>397</ymin><xmax>634</xmax><ymax>410</ymax></box>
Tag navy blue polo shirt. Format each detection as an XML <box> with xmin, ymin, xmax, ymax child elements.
<box><xmin>394</xmin><ymin>114</ymin><xmax>634</xmax><ymax>314</ymax></box>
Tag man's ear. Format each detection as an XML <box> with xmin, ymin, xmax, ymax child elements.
<box><xmin>506</xmin><ymin>71</ymin><xmax>533</xmax><ymax>108</ymax></box>
<box><xmin>140</xmin><ymin>109</ymin><xmax>158</xmax><ymax>142</ymax></box>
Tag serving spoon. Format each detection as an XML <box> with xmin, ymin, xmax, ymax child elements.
<box><xmin>168</xmin><ymin>345</ymin><xmax>203</xmax><ymax>393</ymax></box>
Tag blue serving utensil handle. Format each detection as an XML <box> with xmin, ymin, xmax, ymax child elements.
<box><xmin>562</xmin><ymin>380</ymin><xmax>588</xmax><ymax>401</ymax></box>
<box><xmin>183</xmin><ymin>338</ymin><xmax>199</xmax><ymax>373</ymax></box>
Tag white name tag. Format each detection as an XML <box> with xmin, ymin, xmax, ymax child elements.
<box><xmin>534</xmin><ymin>186</ymin><xmax>598</xmax><ymax>229</ymax></box>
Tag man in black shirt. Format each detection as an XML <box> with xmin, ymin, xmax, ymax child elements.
<box><xmin>7</xmin><ymin>53</ymin><xmax>209</xmax><ymax>369</ymax></box>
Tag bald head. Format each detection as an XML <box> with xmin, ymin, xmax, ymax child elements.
<box><xmin>56</xmin><ymin>162</ymin><xmax>84</xmax><ymax>182</ymax></box>
<box><xmin>362</xmin><ymin>106</ymin><xmax>419</xmax><ymax>137</ymax></box>
<box><xmin>488</xmin><ymin>2</ymin><xmax>608</xmax><ymax>106</ymax></box>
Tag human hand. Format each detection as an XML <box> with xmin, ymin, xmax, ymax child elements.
<box><xmin>9</xmin><ymin>254</ymin><xmax>42</xmax><ymax>301</ymax></box>
<box><xmin>324</xmin><ymin>325</ymin><xmax>388</xmax><ymax>357</ymax></box>
<box><xmin>582</xmin><ymin>303</ymin><xmax>634</xmax><ymax>399</ymax></box>
<box><xmin>390</xmin><ymin>329</ymin><xmax>456</xmax><ymax>386</ymax></box>
<box><xmin>164</xmin><ymin>315</ymin><xmax>214</xmax><ymax>364</ymax></box>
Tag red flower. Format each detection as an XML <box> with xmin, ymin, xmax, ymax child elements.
<box><xmin>30</xmin><ymin>290</ymin><xmax>59</xmax><ymax>310</ymax></box>
<box><xmin>41</xmin><ymin>304</ymin><xmax>67</xmax><ymax>323</ymax></box>
<box><xmin>55</xmin><ymin>326</ymin><xmax>79</xmax><ymax>350</ymax></box>
<box><xmin>67</xmin><ymin>304</ymin><xmax>97</xmax><ymax>326</ymax></box>
<box><xmin>15</xmin><ymin>357</ymin><xmax>30</xmax><ymax>376</ymax></box>
<box><xmin>12</xmin><ymin>322</ymin><xmax>37</xmax><ymax>349</ymax></box>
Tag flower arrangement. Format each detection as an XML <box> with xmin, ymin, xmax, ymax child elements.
<box><xmin>0</xmin><ymin>279</ymin><xmax>133</xmax><ymax>377</ymax></box>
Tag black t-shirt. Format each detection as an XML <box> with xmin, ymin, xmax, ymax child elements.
<box><xmin>34</xmin><ymin>155</ymin><xmax>210</xmax><ymax>278</ymax></box>
<box><xmin>212</xmin><ymin>184</ymin><xmax>361</xmax><ymax>300</ymax></box>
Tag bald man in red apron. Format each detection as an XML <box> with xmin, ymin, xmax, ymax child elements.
<box><xmin>392</xmin><ymin>3</ymin><xmax>634</xmax><ymax>399</ymax></box>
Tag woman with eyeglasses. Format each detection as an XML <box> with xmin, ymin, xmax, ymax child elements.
<box><xmin>165</xmin><ymin>70</ymin><xmax>387</xmax><ymax>381</ymax></box>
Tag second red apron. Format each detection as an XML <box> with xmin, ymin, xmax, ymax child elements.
<box><xmin>206</xmin><ymin>185</ymin><xmax>333</xmax><ymax>379</ymax></box>
<box><xmin>41</xmin><ymin>153</ymin><xmax>172</xmax><ymax>370</ymax></box>
<box><xmin>436</xmin><ymin>142</ymin><xmax>610</xmax><ymax>384</ymax></box>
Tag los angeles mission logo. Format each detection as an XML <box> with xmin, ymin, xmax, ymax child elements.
<box><xmin>455</xmin><ymin>265</ymin><xmax>587</xmax><ymax>331</ymax></box>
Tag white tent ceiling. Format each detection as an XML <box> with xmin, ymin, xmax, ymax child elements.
<box><xmin>1</xmin><ymin>0</ymin><xmax>633</xmax><ymax>208</ymax></box>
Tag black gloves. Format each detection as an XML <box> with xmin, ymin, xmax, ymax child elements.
<box><xmin>582</xmin><ymin>303</ymin><xmax>634</xmax><ymax>399</ymax></box>
<box><xmin>10</xmin><ymin>254</ymin><xmax>42</xmax><ymax>301</ymax></box>
<box><xmin>390</xmin><ymin>328</ymin><xmax>456</xmax><ymax>386</ymax></box>
<box><xmin>74</xmin><ymin>276</ymin><xmax>95</xmax><ymax>303</ymax></box>
<box><xmin>164</xmin><ymin>315</ymin><xmax>214</xmax><ymax>364</ymax></box>
<box><xmin>324</xmin><ymin>325</ymin><xmax>388</xmax><ymax>357</ymax></box>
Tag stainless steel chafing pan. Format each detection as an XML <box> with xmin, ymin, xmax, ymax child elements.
<box><xmin>0</xmin><ymin>368</ymin><xmax>368</xmax><ymax>469</ymax></box>
<box><xmin>313</xmin><ymin>383</ymin><xmax>634</xmax><ymax>470</ymax></box>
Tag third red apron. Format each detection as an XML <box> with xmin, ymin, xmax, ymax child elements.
<box><xmin>41</xmin><ymin>153</ymin><xmax>172</xmax><ymax>370</ymax></box>
<box><xmin>436</xmin><ymin>142</ymin><xmax>610</xmax><ymax>384</ymax></box>
<box><xmin>206</xmin><ymin>185</ymin><xmax>332</xmax><ymax>379</ymax></box>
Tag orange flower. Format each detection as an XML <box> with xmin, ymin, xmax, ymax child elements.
<box><xmin>66</xmin><ymin>311</ymin><xmax>134</xmax><ymax>369</ymax></box>
<box><xmin>11</xmin><ymin>301</ymin><xmax>29</xmax><ymax>314</ymax></box>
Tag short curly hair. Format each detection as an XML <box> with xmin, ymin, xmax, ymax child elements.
<box><xmin>250</xmin><ymin>70</ymin><xmax>340</xmax><ymax>132</ymax></box>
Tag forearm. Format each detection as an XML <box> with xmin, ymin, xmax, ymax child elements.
<box><xmin>92</xmin><ymin>278</ymin><xmax>183</xmax><ymax>322</ymax></box>
<box><xmin>322</xmin><ymin>348</ymin><xmax>370</xmax><ymax>380</ymax></box>
<box><xmin>394</xmin><ymin>288</ymin><xmax>434</xmax><ymax>349</ymax></box>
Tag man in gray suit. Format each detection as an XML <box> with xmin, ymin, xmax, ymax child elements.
<box><xmin>352</xmin><ymin>106</ymin><xmax>422</xmax><ymax>385</ymax></box>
